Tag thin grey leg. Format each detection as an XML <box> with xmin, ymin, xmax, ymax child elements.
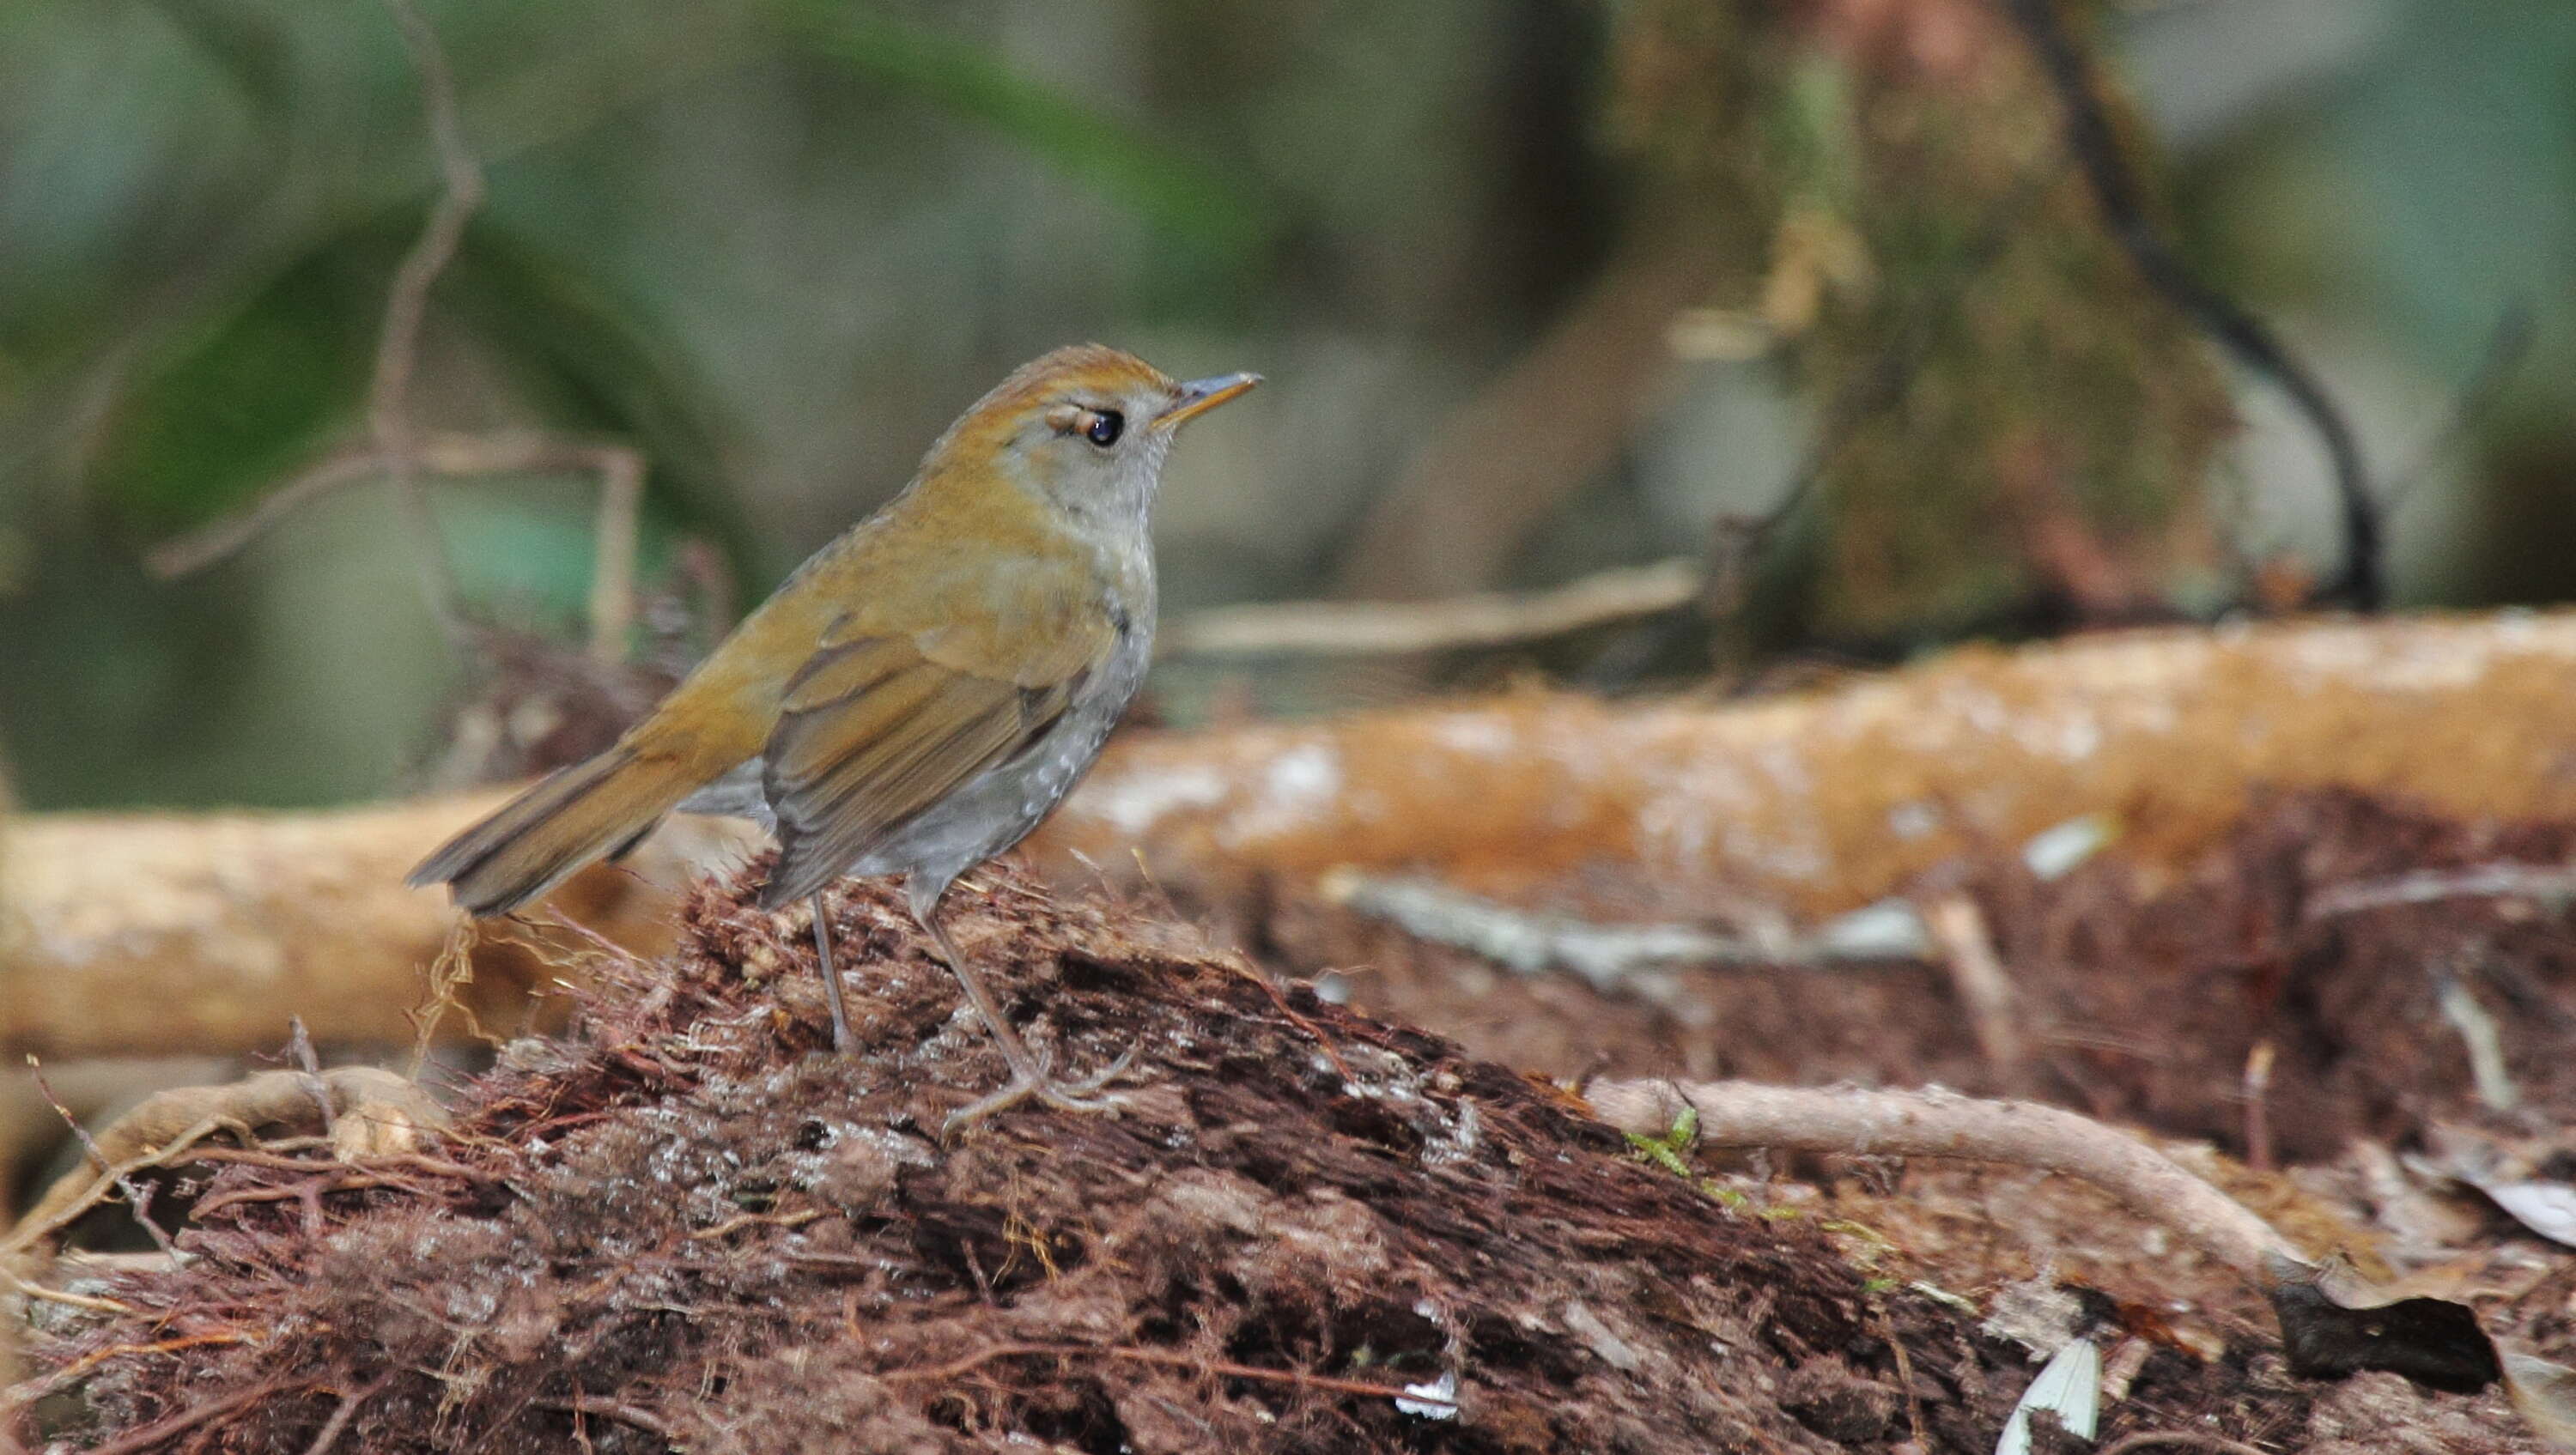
<box><xmin>905</xmin><ymin>874</ymin><xmax>1048</xmax><ymax>1085</ymax></box>
<box><xmin>905</xmin><ymin>871</ymin><xmax>1133</xmax><ymax>1133</ymax></box>
<box><xmin>811</xmin><ymin>893</ymin><xmax>855</xmax><ymax>1053</ymax></box>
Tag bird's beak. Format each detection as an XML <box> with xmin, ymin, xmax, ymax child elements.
<box><xmin>1157</xmin><ymin>372</ymin><xmax>1261</xmax><ymax>428</ymax></box>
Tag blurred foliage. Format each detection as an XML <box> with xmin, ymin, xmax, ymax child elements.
<box><xmin>1608</xmin><ymin>0</ymin><xmax>2233</xmax><ymax>640</ymax></box>
<box><xmin>2</xmin><ymin>0</ymin><xmax>2573</xmax><ymax>810</ymax></box>
<box><xmin>783</xmin><ymin>1</ymin><xmax>1279</xmax><ymax>274</ymax></box>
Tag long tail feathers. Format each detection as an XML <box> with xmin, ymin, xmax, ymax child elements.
<box><xmin>409</xmin><ymin>749</ymin><xmax>705</xmax><ymax>915</ymax></box>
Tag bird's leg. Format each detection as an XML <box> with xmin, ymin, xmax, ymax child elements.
<box><xmin>810</xmin><ymin>894</ymin><xmax>856</xmax><ymax>1054</ymax></box>
<box><xmin>906</xmin><ymin>874</ymin><xmax>1132</xmax><ymax>1134</ymax></box>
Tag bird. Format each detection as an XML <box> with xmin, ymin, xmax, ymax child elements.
<box><xmin>409</xmin><ymin>344</ymin><xmax>1259</xmax><ymax>1129</ymax></box>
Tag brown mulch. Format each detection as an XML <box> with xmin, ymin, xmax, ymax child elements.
<box><xmin>16</xmin><ymin>865</ymin><xmax>2002</xmax><ymax>1453</ymax></box>
<box><xmin>15</xmin><ymin>788</ymin><xmax>2567</xmax><ymax>1452</ymax></box>
<box><xmin>1281</xmin><ymin>787</ymin><xmax>2576</xmax><ymax>1164</ymax></box>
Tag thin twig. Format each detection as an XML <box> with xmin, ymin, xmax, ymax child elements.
<box><xmin>302</xmin><ymin>1373</ymin><xmax>395</xmax><ymax>1455</ymax></box>
<box><xmin>1163</xmin><ymin>559</ymin><xmax>1702</xmax><ymax>658</ymax></box>
<box><xmin>23</xmin><ymin>1058</ymin><xmax>184</xmax><ymax>1263</ymax></box>
<box><xmin>0</xmin><ymin>1261</ymin><xmax>135</xmax><ymax>1316</ymax></box>
<box><xmin>285</xmin><ymin>1015</ymin><xmax>336</xmax><ymax>1141</ymax></box>
<box><xmin>686</xmin><ymin>1208</ymin><xmax>823</xmax><ymax>1241</ymax></box>
<box><xmin>80</xmin><ymin>1379</ymin><xmax>291</xmax><ymax>1455</ymax></box>
<box><xmin>2002</xmin><ymin>0</ymin><xmax>2383</xmax><ymax>610</ymax></box>
<box><xmin>2095</xmin><ymin>1432</ymin><xmax>2275</xmax><ymax>1455</ymax></box>
<box><xmin>373</xmin><ymin>0</ymin><xmax>486</xmax><ymax>648</ymax></box>
<box><xmin>151</xmin><ymin>433</ymin><xmax>650</xmax><ymax>669</ymax></box>
<box><xmin>586</xmin><ymin>445</ymin><xmax>646</xmax><ymax>663</ymax></box>
<box><xmin>2241</xmin><ymin>1040</ymin><xmax>2275</xmax><ymax>1173</ymax></box>
<box><xmin>1924</xmin><ymin>897</ymin><xmax>2026</xmax><ymax>1079</ymax></box>
<box><xmin>883</xmin><ymin>1342</ymin><xmax>1448</xmax><ymax>1408</ymax></box>
<box><xmin>8</xmin><ymin>1332</ymin><xmax>259</xmax><ymax>1410</ymax></box>
<box><xmin>2305</xmin><ymin>861</ymin><xmax>2576</xmax><ymax>918</ymax></box>
<box><xmin>2435</xmin><ymin>973</ymin><xmax>2518</xmax><ymax>1112</ymax></box>
<box><xmin>538</xmin><ymin>1397</ymin><xmax>671</xmax><ymax>1439</ymax></box>
<box><xmin>143</xmin><ymin>451</ymin><xmax>383</xmax><ymax>578</ymax></box>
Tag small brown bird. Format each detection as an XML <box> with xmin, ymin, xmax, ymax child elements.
<box><xmin>410</xmin><ymin>344</ymin><xmax>1257</xmax><ymax>1127</ymax></box>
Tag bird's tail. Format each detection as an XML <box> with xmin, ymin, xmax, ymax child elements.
<box><xmin>409</xmin><ymin>747</ymin><xmax>708</xmax><ymax>915</ymax></box>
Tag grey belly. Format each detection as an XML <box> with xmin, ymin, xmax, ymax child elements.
<box><xmin>844</xmin><ymin>676</ymin><xmax>1133</xmax><ymax>885</ymax></box>
<box><xmin>675</xmin><ymin>627</ymin><xmax>1148</xmax><ymax>890</ymax></box>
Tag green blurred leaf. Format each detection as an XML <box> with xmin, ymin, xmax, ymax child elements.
<box><xmin>440</xmin><ymin>222</ymin><xmax>756</xmax><ymax>586</ymax></box>
<box><xmin>137</xmin><ymin>0</ymin><xmax>299</xmax><ymax>122</ymax></box>
<box><xmin>774</xmin><ymin>1</ymin><xmax>1276</xmax><ymax>264</ymax></box>
<box><xmin>94</xmin><ymin>237</ymin><xmax>385</xmax><ymax>534</ymax></box>
<box><xmin>2326</xmin><ymin>0</ymin><xmax>2576</xmax><ymax>378</ymax></box>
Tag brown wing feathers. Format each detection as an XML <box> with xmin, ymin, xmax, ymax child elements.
<box><xmin>413</xmin><ymin>524</ymin><xmax>1114</xmax><ymax>917</ymax></box>
<box><xmin>405</xmin><ymin>745</ymin><xmax>703</xmax><ymax>915</ymax></box>
<box><xmin>756</xmin><ymin>637</ymin><xmax>1076</xmax><ymax>906</ymax></box>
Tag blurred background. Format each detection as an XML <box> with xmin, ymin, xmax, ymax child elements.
<box><xmin>3</xmin><ymin>0</ymin><xmax>2572</xmax><ymax>813</ymax></box>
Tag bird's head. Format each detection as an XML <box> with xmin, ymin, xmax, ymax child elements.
<box><xmin>920</xmin><ymin>343</ymin><xmax>1259</xmax><ymax>530</ymax></box>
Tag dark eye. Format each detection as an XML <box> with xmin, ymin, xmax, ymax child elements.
<box><xmin>1084</xmin><ymin>409</ymin><xmax>1124</xmax><ymax>447</ymax></box>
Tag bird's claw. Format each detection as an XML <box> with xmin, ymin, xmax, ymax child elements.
<box><xmin>942</xmin><ymin>1041</ymin><xmax>1144</xmax><ymax>1137</ymax></box>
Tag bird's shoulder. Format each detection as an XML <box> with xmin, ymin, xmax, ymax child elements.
<box><xmin>793</xmin><ymin>491</ymin><xmax>1117</xmax><ymax>691</ymax></box>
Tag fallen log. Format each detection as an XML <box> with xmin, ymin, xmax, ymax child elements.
<box><xmin>9</xmin><ymin>610</ymin><xmax>2576</xmax><ymax>1056</ymax></box>
<box><xmin>1052</xmin><ymin>609</ymin><xmax>2576</xmax><ymax>912</ymax></box>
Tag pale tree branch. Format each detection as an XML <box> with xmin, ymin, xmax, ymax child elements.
<box><xmin>1584</xmin><ymin>1078</ymin><xmax>2294</xmax><ymax>1280</ymax></box>
<box><xmin>1587</xmin><ymin>1079</ymin><xmax>2510</xmax><ymax>1395</ymax></box>
<box><xmin>1164</xmin><ymin>558</ymin><xmax>1703</xmax><ymax>658</ymax></box>
<box><xmin>143</xmin><ymin>453</ymin><xmax>386</xmax><ymax>579</ymax></box>
<box><xmin>372</xmin><ymin>0</ymin><xmax>488</xmax><ymax>647</ymax></box>
<box><xmin>3</xmin><ymin>1068</ymin><xmax>447</xmax><ymax>1268</ymax></box>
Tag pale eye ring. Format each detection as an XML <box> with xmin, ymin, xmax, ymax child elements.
<box><xmin>1084</xmin><ymin>409</ymin><xmax>1125</xmax><ymax>447</ymax></box>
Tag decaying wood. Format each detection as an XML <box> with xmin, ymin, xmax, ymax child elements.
<box><xmin>3</xmin><ymin>1067</ymin><xmax>449</xmax><ymax>1267</ymax></box>
<box><xmin>3</xmin><ymin>1065</ymin><xmax>451</xmax><ymax>1388</ymax></box>
<box><xmin>0</xmin><ymin>1060</ymin><xmax>232</xmax><ymax>1190</ymax></box>
<box><xmin>1052</xmin><ymin>609</ymin><xmax>2576</xmax><ymax>916</ymax></box>
<box><xmin>12</xmin><ymin>609</ymin><xmax>2576</xmax><ymax>1057</ymax></box>
<box><xmin>0</xmin><ymin>796</ymin><xmax>752</xmax><ymax>1057</ymax></box>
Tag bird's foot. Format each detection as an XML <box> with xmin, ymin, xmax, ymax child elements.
<box><xmin>941</xmin><ymin>1042</ymin><xmax>1142</xmax><ymax>1137</ymax></box>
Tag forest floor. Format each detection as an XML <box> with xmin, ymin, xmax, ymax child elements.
<box><xmin>12</xmin><ymin>788</ymin><xmax>2576</xmax><ymax>1452</ymax></box>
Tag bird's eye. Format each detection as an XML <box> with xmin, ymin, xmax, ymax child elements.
<box><xmin>1084</xmin><ymin>409</ymin><xmax>1124</xmax><ymax>447</ymax></box>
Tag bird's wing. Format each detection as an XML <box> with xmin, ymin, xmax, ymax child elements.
<box><xmin>756</xmin><ymin>554</ymin><xmax>1115</xmax><ymax>905</ymax></box>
